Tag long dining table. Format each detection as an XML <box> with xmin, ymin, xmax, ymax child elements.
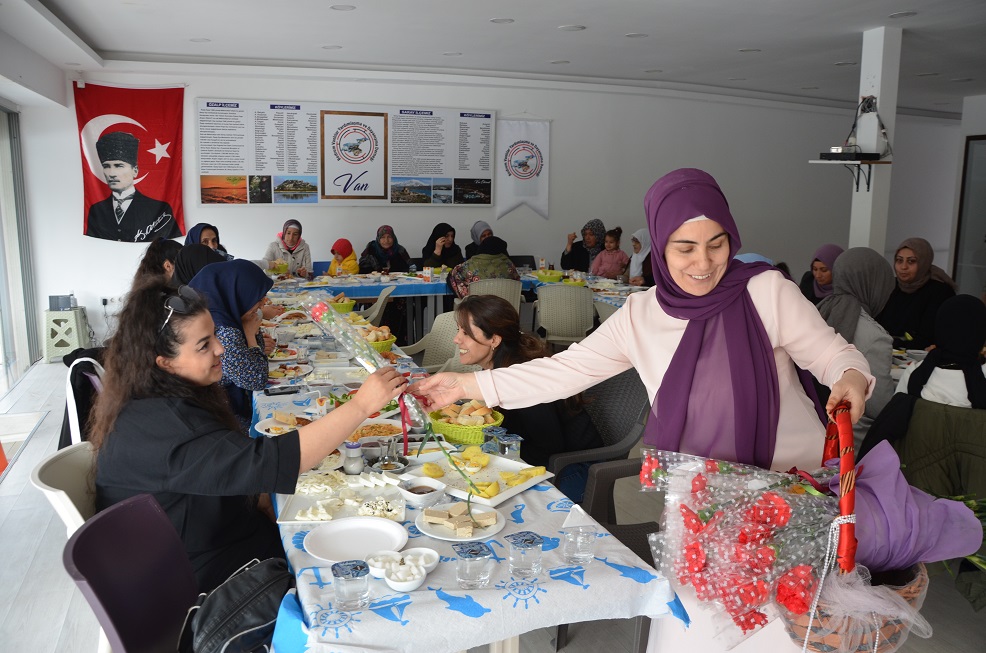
<box><xmin>270</xmin><ymin>478</ymin><xmax>677</xmax><ymax>653</ymax></box>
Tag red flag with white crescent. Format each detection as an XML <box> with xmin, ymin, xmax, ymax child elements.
<box><xmin>74</xmin><ymin>82</ymin><xmax>185</xmax><ymax>242</ymax></box>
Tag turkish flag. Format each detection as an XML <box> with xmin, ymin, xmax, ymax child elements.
<box><xmin>74</xmin><ymin>82</ymin><xmax>185</xmax><ymax>242</ymax></box>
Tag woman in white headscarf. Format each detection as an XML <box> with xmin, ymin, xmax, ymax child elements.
<box><xmin>628</xmin><ymin>227</ymin><xmax>653</xmax><ymax>286</ymax></box>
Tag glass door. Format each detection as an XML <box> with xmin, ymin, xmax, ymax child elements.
<box><xmin>953</xmin><ymin>135</ymin><xmax>986</xmax><ymax>298</ymax></box>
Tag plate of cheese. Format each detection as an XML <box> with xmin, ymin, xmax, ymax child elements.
<box><xmin>414</xmin><ymin>502</ymin><xmax>504</xmax><ymax>542</ymax></box>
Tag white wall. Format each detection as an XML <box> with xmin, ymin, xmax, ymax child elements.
<box><xmin>14</xmin><ymin>63</ymin><xmax>960</xmax><ymax>342</ymax></box>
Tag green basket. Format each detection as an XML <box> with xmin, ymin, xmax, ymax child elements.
<box><xmin>330</xmin><ymin>300</ymin><xmax>356</xmax><ymax>313</ymax></box>
<box><xmin>368</xmin><ymin>335</ymin><xmax>396</xmax><ymax>353</ymax></box>
<box><xmin>428</xmin><ymin>409</ymin><xmax>504</xmax><ymax>445</ymax></box>
<box><xmin>535</xmin><ymin>270</ymin><xmax>564</xmax><ymax>283</ymax></box>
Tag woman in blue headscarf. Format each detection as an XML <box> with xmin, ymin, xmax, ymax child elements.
<box><xmin>186</xmin><ymin>222</ymin><xmax>234</xmax><ymax>260</ymax></box>
<box><xmin>188</xmin><ymin>259</ymin><xmax>272</xmax><ymax>426</ymax></box>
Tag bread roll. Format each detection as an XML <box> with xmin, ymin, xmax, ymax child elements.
<box><xmin>472</xmin><ymin>406</ymin><xmax>491</xmax><ymax>417</ymax></box>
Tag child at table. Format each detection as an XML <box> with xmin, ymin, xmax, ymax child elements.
<box><xmin>590</xmin><ymin>226</ymin><xmax>630</xmax><ymax>279</ymax></box>
<box><xmin>329</xmin><ymin>238</ymin><xmax>359</xmax><ymax>276</ymax></box>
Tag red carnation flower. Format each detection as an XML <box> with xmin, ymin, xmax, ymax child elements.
<box><xmin>776</xmin><ymin>565</ymin><xmax>817</xmax><ymax>615</ymax></box>
<box><xmin>691</xmin><ymin>473</ymin><xmax>708</xmax><ymax>493</ymax></box>
<box><xmin>684</xmin><ymin>541</ymin><xmax>706</xmax><ymax>573</ymax></box>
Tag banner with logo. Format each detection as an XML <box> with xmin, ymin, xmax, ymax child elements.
<box><xmin>74</xmin><ymin>82</ymin><xmax>184</xmax><ymax>242</ymax></box>
<box><xmin>322</xmin><ymin>111</ymin><xmax>387</xmax><ymax>200</ymax></box>
<box><xmin>495</xmin><ymin>119</ymin><xmax>550</xmax><ymax>220</ymax></box>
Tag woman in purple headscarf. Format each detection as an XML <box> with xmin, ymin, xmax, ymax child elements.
<box><xmin>411</xmin><ymin>168</ymin><xmax>873</xmax><ymax>473</ymax></box>
<box><xmin>798</xmin><ymin>243</ymin><xmax>843</xmax><ymax>305</ymax></box>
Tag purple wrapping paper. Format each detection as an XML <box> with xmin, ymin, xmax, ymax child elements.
<box><xmin>829</xmin><ymin>441</ymin><xmax>983</xmax><ymax>572</ymax></box>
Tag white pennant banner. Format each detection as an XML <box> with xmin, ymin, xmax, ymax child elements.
<box><xmin>495</xmin><ymin>119</ymin><xmax>550</xmax><ymax>220</ymax></box>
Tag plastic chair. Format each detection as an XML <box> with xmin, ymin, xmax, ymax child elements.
<box><xmin>468</xmin><ymin>278</ymin><xmax>523</xmax><ymax>313</ymax></box>
<box><xmin>535</xmin><ymin>284</ymin><xmax>594</xmax><ymax>350</ymax></box>
<box><xmin>311</xmin><ymin>260</ymin><xmax>331</xmax><ymax>276</ymax></box>
<box><xmin>63</xmin><ymin>494</ymin><xmax>199</xmax><ymax>653</ymax></box>
<box><xmin>547</xmin><ymin>368</ymin><xmax>650</xmax><ymax>479</ymax></box>
<box><xmin>554</xmin><ymin>459</ymin><xmax>658</xmax><ymax>653</ymax></box>
<box><xmin>64</xmin><ymin>355</ymin><xmax>105</xmax><ymax>446</ymax></box>
<box><xmin>30</xmin><ymin>441</ymin><xmax>97</xmax><ymax>538</ymax></box>
<box><xmin>401</xmin><ymin>311</ymin><xmax>461</xmax><ymax>373</ymax></box>
<box><xmin>356</xmin><ymin>284</ymin><xmax>396</xmax><ymax>327</ymax></box>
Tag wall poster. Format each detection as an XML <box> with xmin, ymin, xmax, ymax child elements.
<box><xmin>196</xmin><ymin>99</ymin><xmax>495</xmax><ymax>207</ymax></box>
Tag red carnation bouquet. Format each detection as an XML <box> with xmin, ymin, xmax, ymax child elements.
<box><xmin>645</xmin><ymin>449</ymin><xmax>839</xmax><ymax>646</ymax></box>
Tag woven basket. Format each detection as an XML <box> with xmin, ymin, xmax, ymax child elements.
<box><xmin>329</xmin><ymin>300</ymin><xmax>356</xmax><ymax>313</ymax></box>
<box><xmin>779</xmin><ymin>403</ymin><xmax>931</xmax><ymax>653</ymax></box>
<box><xmin>428</xmin><ymin>410</ymin><xmax>504</xmax><ymax>444</ymax></box>
<box><xmin>368</xmin><ymin>336</ymin><xmax>396</xmax><ymax>353</ymax></box>
<box><xmin>535</xmin><ymin>270</ymin><xmax>564</xmax><ymax>283</ymax></box>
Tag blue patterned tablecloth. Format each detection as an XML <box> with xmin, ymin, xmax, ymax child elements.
<box><xmin>272</xmin><ymin>482</ymin><xmax>676</xmax><ymax>653</ymax></box>
<box><xmin>272</xmin><ymin>276</ymin><xmax>450</xmax><ymax>299</ymax></box>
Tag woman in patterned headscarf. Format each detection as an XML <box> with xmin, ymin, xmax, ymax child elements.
<box><xmin>358</xmin><ymin>225</ymin><xmax>411</xmax><ymax>273</ymax></box>
<box><xmin>560</xmin><ymin>219</ymin><xmax>606</xmax><ymax>272</ymax></box>
<box><xmin>262</xmin><ymin>219</ymin><xmax>311</xmax><ymax>278</ymax></box>
<box><xmin>877</xmin><ymin>237</ymin><xmax>957</xmax><ymax>349</ymax></box>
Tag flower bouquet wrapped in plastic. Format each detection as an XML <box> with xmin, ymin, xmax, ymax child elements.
<box><xmin>646</xmin><ymin>404</ymin><xmax>983</xmax><ymax>652</ymax></box>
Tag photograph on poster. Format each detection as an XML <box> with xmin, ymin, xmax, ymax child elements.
<box><xmin>432</xmin><ymin>178</ymin><xmax>452</xmax><ymax>204</ymax></box>
<box><xmin>201</xmin><ymin>175</ymin><xmax>247</xmax><ymax>204</ymax></box>
<box><xmin>274</xmin><ymin>175</ymin><xmax>318</xmax><ymax>204</ymax></box>
<box><xmin>454</xmin><ymin>178</ymin><xmax>492</xmax><ymax>204</ymax></box>
<box><xmin>390</xmin><ymin>177</ymin><xmax>432</xmax><ymax>203</ymax></box>
<box><xmin>249</xmin><ymin>175</ymin><xmax>272</xmax><ymax>204</ymax></box>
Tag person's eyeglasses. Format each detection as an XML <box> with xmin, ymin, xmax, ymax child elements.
<box><xmin>159</xmin><ymin>285</ymin><xmax>201</xmax><ymax>333</ymax></box>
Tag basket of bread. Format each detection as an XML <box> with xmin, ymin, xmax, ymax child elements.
<box><xmin>269</xmin><ymin>258</ymin><xmax>289</xmax><ymax>275</ymax></box>
<box><xmin>429</xmin><ymin>399</ymin><xmax>504</xmax><ymax>445</ymax></box>
<box><xmin>360</xmin><ymin>324</ymin><xmax>396</xmax><ymax>352</ymax></box>
<box><xmin>328</xmin><ymin>292</ymin><xmax>356</xmax><ymax>314</ymax></box>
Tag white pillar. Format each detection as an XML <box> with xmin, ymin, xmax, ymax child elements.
<box><xmin>847</xmin><ymin>26</ymin><xmax>901</xmax><ymax>252</ymax></box>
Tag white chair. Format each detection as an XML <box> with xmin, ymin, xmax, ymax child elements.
<box><xmin>30</xmin><ymin>441</ymin><xmax>97</xmax><ymax>538</ymax></box>
<box><xmin>400</xmin><ymin>311</ymin><xmax>461</xmax><ymax>373</ymax></box>
<box><xmin>535</xmin><ymin>284</ymin><xmax>595</xmax><ymax>351</ymax></box>
<box><xmin>356</xmin><ymin>285</ymin><xmax>397</xmax><ymax>327</ymax></box>
<box><xmin>66</xmin><ymin>356</ymin><xmax>105</xmax><ymax>445</ymax></box>
<box><xmin>467</xmin><ymin>278</ymin><xmax>523</xmax><ymax>313</ymax></box>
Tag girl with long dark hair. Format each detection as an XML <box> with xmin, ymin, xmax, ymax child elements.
<box><xmin>90</xmin><ymin>277</ymin><xmax>405</xmax><ymax>591</ymax></box>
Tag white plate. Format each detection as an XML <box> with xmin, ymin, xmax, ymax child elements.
<box><xmin>268</xmin><ymin>363</ymin><xmax>313</xmax><ymax>379</ymax></box>
<box><xmin>346</xmin><ymin>417</ymin><xmax>405</xmax><ymax>442</ymax></box>
<box><xmin>404</xmin><ymin>441</ymin><xmax>458</xmax><ymax>465</ymax></box>
<box><xmin>304</xmin><ymin>517</ymin><xmax>408</xmax><ymax>563</ymax></box>
<box><xmin>268</xmin><ymin>348</ymin><xmax>298</xmax><ymax>363</ymax></box>
<box><xmin>905</xmin><ymin>349</ymin><xmax>929</xmax><ymax>361</ymax></box>
<box><xmin>319</xmin><ymin>366</ymin><xmax>371</xmax><ymax>385</ymax></box>
<box><xmin>414</xmin><ymin>503</ymin><xmax>505</xmax><ymax>542</ymax></box>
<box><xmin>401</xmin><ymin>454</ymin><xmax>554</xmax><ymax>507</ymax></box>
<box><xmin>256</xmin><ymin>416</ymin><xmax>313</xmax><ymax>436</ymax></box>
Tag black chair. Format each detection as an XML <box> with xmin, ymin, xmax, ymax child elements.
<box><xmin>509</xmin><ymin>254</ymin><xmax>537</xmax><ymax>270</ymax></box>
<box><xmin>554</xmin><ymin>459</ymin><xmax>659</xmax><ymax>652</ymax></box>
<box><xmin>408</xmin><ymin>256</ymin><xmax>424</xmax><ymax>271</ymax></box>
<box><xmin>547</xmin><ymin>368</ymin><xmax>649</xmax><ymax>479</ymax></box>
<box><xmin>63</xmin><ymin>494</ymin><xmax>199</xmax><ymax>653</ymax></box>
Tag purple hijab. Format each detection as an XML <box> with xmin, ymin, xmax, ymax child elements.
<box><xmin>643</xmin><ymin>168</ymin><xmax>780</xmax><ymax>469</ymax></box>
<box><xmin>811</xmin><ymin>243</ymin><xmax>843</xmax><ymax>299</ymax></box>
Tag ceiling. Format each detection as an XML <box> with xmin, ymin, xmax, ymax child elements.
<box><xmin>3</xmin><ymin>0</ymin><xmax>985</xmax><ymax>117</ymax></box>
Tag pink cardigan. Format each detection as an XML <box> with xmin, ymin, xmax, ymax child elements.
<box><xmin>476</xmin><ymin>270</ymin><xmax>874</xmax><ymax>472</ymax></box>
<box><xmin>590</xmin><ymin>248</ymin><xmax>630</xmax><ymax>279</ymax></box>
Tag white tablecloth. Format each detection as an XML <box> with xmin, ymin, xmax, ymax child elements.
<box><xmin>272</xmin><ymin>482</ymin><xmax>676</xmax><ymax>653</ymax></box>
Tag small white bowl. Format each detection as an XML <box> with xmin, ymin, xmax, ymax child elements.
<box><xmin>396</xmin><ymin>477</ymin><xmax>447</xmax><ymax>508</ymax></box>
<box><xmin>364</xmin><ymin>550</ymin><xmax>402</xmax><ymax>579</ymax></box>
<box><xmin>401</xmin><ymin>547</ymin><xmax>440</xmax><ymax>573</ymax></box>
<box><xmin>384</xmin><ymin>566</ymin><xmax>426</xmax><ymax>592</ymax></box>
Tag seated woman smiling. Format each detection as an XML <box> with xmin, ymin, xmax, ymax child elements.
<box><xmin>90</xmin><ymin>277</ymin><xmax>406</xmax><ymax>592</ymax></box>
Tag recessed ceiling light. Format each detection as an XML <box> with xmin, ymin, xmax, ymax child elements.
<box><xmin>933</xmin><ymin>102</ymin><xmax>952</xmax><ymax>106</ymax></box>
<box><xmin>728</xmin><ymin>77</ymin><xmax>747</xmax><ymax>81</ymax></box>
<box><xmin>557</xmin><ymin>25</ymin><xmax>586</xmax><ymax>32</ymax></box>
<box><xmin>644</xmin><ymin>69</ymin><xmax>663</xmax><ymax>74</ymax></box>
<box><xmin>888</xmin><ymin>11</ymin><xmax>918</xmax><ymax>19</ymax></box>
<box><xmin>490</xmin><ymin>18</ymin><xmax>514</xmax><ymax>24</ymax></box>
<box><xmin>625</xmin><ymin>33</ymin><xmax>648</xmax><ymax>38</ymax></box>
<box><xmin>549</xmin><ymin>60</ymin><xmax>570</xmax><ymax>65</ymax></box>
<box><xmin>834</xmin><ymin>61</ymin><xmax>858</xmax><ymax>67</ymax></box>
<box><xmin>950</xmin><ymin>77</ymin><xmax>974</xmax><ymax>82</ymax></box>
<box><xmin>330</xmin><ymin>4</ymin><xmax>356</xmax><ymax>10</ymax></box>
<box><xmin>801</xmin><ymin>86</ymin><xmax>819</xmax><ymax>90</ymax></box>
<box><xmin>65</xmin><ymin>62</ymin><xmax>81</xmax><ymax>67</ymax></box>
<box><xmin>189</xmin><ymin>38</ymin><xmax>211</xmax><ymax>43</ymax></box>
<box><xmin>738</xmin><ymin>48</ymin><xmax>761</xmax><ymax>53</ymax></box>
<box><xmin>915</xmin><ymin>72</ymin><xmax>940</xmax><ymax>77</ymax></box>
<box><xmin>443</xmin><ymin>52</ymin><xmax>462</xmax><ymax>56</ymax></box>
<box><xmin>321</xmin><ymin>45</ymin><xmax>342</xmax><ymax>50</ymax></box>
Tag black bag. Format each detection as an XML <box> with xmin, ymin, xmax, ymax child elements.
<box><xmin>179</xmin><ymin>558</ymin><xmax>294</xmax><ymax>653</ymax></box>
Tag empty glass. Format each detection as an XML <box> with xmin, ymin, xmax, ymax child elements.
<box><xmin>561</xmin><ymin>525</ymin><xmax>598</xmax><ymax>565</ymax></box>
<box><xmin>453</xmin><ymin>542</ymin><xmax>494</xmax><ymax>589</ymax></box>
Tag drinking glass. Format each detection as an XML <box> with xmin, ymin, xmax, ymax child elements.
<box><xmin>561</xmin><ymin>525</ymin><xmax>597</xmax><ymax>565</ymax></box>
<box><xmin>453</xmin><ymin>542</ymin><xmax>494</xmax><ymax>589</ymax></box>
<box><xmin>507</xmin><ymin>531</ymin><xmax>543</xmax><ymax>578</ymax></box>
<box><xmin>331</xmin><ymin>561</ymin><xmax>370</xmax><ymax>610</ymax></box>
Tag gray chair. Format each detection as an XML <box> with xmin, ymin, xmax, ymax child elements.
<box><xmin>401</xmin><ymin>311</ymin><xmax>461</xmax><ymax>373</ymax></box>
<box><xmin>468</xmin><ymin>278</ymin><xmax>523</xmax><ymax>313</ymax></box>
<box><xmin>554</xmin><ymin>458</ymin><xmax>658</xmax><ymax>653</ymax></box>
<box><xmin>535</xmin><ymin>284</ymin><xmax>594</xmax><ymax>351</ymax></box>
<box><xmin>356</xmin><ymin>284</ymin><xmax>396</xmax><ymax>327</ymax></box>
<box><xmin>547</xmin><ymin>368</ymin><xmax>649</xmax><ymax>479</ymax></box>
<box><xmin>31</xmin><ymin>441</ymin><xmax>97</xmax><ymax>538</ymax></box>
<box><xmin>63</xmin><ymin>494</ymin><xmax>199</xmax><ymax>653</ymax></box>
